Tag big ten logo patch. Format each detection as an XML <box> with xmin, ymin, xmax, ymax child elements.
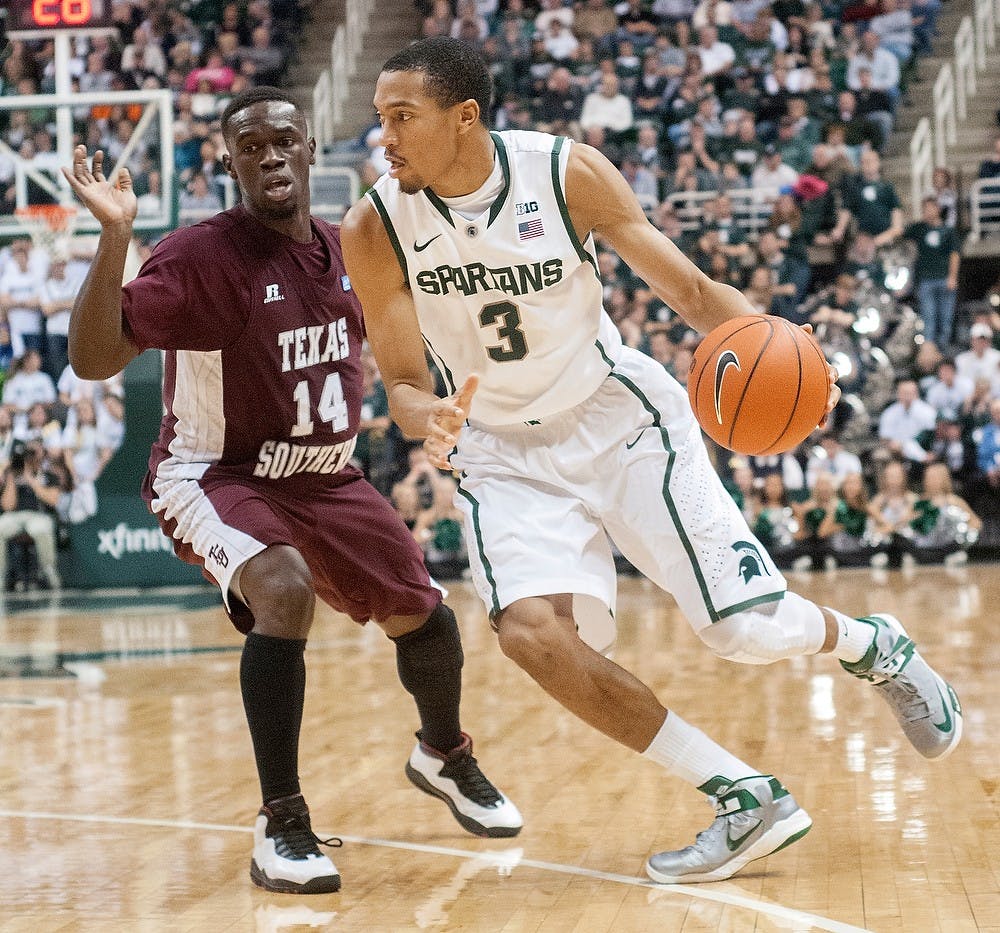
<box><xmin>514</xmin><ymin>201</ymin><xmax>539</xmax><ymax>216</ymax></box>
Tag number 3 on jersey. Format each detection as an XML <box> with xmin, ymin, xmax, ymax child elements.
<box><xmin>480</xmin><ymin>300</ymin><xmax>528</xmax><ymax>362</ymax></box>
<box><xmin>291</xmin><ymin>373</ymin><xmax>349</xmax><ymax>437</ymax></box>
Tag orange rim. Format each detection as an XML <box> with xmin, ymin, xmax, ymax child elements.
<box><xmin>15</xmin><ymin>204</ymin><xmax>78</xmax><ymax>232</ymax></box>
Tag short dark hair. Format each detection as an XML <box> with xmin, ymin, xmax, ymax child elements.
<box><xmin>221</xmin><ymin>86</ymin><xmax>303</xmax><ymax>136</ymax></box>
<box><xmin>381</xmin><ymin>37</ymin><xmax>493</xmax><ymax>124</ymax></box>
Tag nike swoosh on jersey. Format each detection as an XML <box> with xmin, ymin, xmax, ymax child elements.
<box><xmin>713</xmin><ymin>350</ymin><xmax>741</xmax><ymax>425</ymax></box>
<box><xmin>625</xmin><ymin>428</ymin><xmax>647</xmax><ymax>450</ymax></box>
<box><xmin>414</xmin><ymin>234</ymin><xmax>443</xmax><ymax>252</ymax></box>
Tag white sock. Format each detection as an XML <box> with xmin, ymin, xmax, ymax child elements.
<box><xmin>642</xmin><ymin>711</ymin><xmax>760</xmax><ymax>792</ymax></box>
<box><xmin>825</xmin><ymin>608</ymin><xmax>878</xmax><ymax>663</ymax></box>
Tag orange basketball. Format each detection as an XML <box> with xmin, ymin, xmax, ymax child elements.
<box><xmin>687</xmin><ymin>315</ymin><xmax>830</xmax><ymax>456</ymax></box>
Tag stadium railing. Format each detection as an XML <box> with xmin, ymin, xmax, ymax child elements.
<box><xmin>665</xmin><ymin>188</ymin><xmax>776</xmax><ymax>236</ymax></box>
<box><xmin>911</xmin><ymin>0</ymin><xmax>999</xmax><ymax>221</ymax></box>
<box><xmin>312</xmin><ymin>0</ymin><xmax>374</xmax><ymax>150</ymax></box>
<box><xmin>968</xmin><ymin>178</ymin><xmax>1000</xmax><ymax>240</ymax></box>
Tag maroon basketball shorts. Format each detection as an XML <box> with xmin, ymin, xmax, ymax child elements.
<box><xmin>148</xmin><ymin>464</ymin><xmax>441</xmax><ymax>632</ymax></box>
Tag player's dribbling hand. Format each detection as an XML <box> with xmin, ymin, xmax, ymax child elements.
<box><xmin>799</xmin><ymin>323</ymin><xmax>841</xmax><ymax>427</ymax></box>
<box><xmin>61</xmin><ymin>146</ymin><xmax>137</xmax><ymax>229</ymax></box>
<box><xmin>424</xmin><ymin>374</ymin><xmax>479</xmax><ymax>471</ymax></box>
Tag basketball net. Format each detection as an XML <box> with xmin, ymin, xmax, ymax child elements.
<box><xmin>14</xmin><ymin>204</ymin><xmax>79</xmax><ymax>261</ymax></box>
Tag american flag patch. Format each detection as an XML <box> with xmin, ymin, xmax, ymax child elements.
<box><xmin>517</xmin><ymin>218</ymin><xmax>545</xmax><ymax>240</ymax></box>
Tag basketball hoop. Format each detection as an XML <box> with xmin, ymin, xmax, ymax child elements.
<box><xmin>15</xmin><ymin>204</ymin><xmax>79</xmax><ymax>260</ymax></box>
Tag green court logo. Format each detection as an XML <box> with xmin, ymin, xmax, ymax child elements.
<box><xmin>732</xmin><ymin>540</ymin><xmax>770</xmax><ymax>583</ymax></box>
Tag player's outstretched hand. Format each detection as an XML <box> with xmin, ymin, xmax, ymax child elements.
<box><xmin>424</xmin><ymin>374</ymin><xmax>479</xmax><ymax>471</ymax></box>
<box><xmin>61</xmin><ymin>146</ymin><xmax>137</xmax><ymax>229</ymax></box>
<box><xmin>799</xmin><ymin>323</ymin><xmax>841</xmax><ymax>425</ymax></box>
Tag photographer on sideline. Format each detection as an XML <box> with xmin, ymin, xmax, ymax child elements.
<box><xmin>0</xmin><ymin>440</ymin><xmax>62</xmax><ymax>591</ymax></box>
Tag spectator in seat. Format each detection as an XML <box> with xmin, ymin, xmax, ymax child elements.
<box><xmin>412</xmin><ymin>474</ymin><xmax>470</xmax><ymax>581</ymax></box>
<box><xmin>2</xmin><ymin>350</ymin><xmax>56</xmax><ymax>435</ymax></box>
<box><xmin>179</xmin><ymin>171</ymin><xmax>224</xmax><ymax>220</ymax></box>
<box><xmin>184</xmin><ymin>49</ymin><xmax>236</xmax><ymax>94</ymax></box>
<box><xmin>752</xmin><ymin>142</ymin><xmax>799</xmax><ymax>195</ymax></box>
<box><xmin>978</xmin><ymin>137</ymin><xmax>1000</xmax><ymax>181</ymax></box>
<box><xmin>743</xmin><ymin>264</ymin><xmax>776</xmax><ymax>314</ymax></box>
<box><xmin>905</xmin><ymin>462</ymin><xmax>981</xmax><ymax>565</ymax></box>
<box><xmin>955</xmin><ymin>323</ymin><xmax>1000</xmax><ymax>396</ymax></box>
<box><xmin>575</xmin><ymin>0</ymin><xmax>620</xmax><ymax>46</ymax></box>
<box><xmin>839</xmin><ymin>149</ymin><xmax>904</xmax><ymax>248</ymax></box>
<box><xmin>422</xmin><ymin>0</ymin><xmax>454</xmax><ymax>39</ymax></box>
<box><xmin>751</xmin><ymin>472</ymin><xmax>812</xmax><ymax>570</ymax></box>
<box><xmin>870</xmin><ymin>459</ymin><xmax>917</xmax><ymax>560</ymax></box>
<box><xmin>904</xmin><ymin>196</ymin><xmax>961</xmax><ymax>351</ymax></box>
<box><xmin>931</xmin><ymin>166</ymin><xmax>958</xmax><ymax>228</ymax></box>
<box><xmin>826</xmin><ymin>92</ymin><xmax>883</xmax><ymax>158</ymax></box>
<box><xmin>239</xmin><ymin>26</ymin><xmax>286</xmax><ymax>86</ymax></box>
<box><xmin>632</xmin><ymin>52</ymin><xmax>671</xmax><ymax>123</ymax></box>
<box><xmin>0</xmin><ymin>440</ymin><xmax>61</xmax><ymax>591</ymax></box>
<box><xmin>616</xmin><ymin>0</ymin><xmax>661</xmax><ymax>53</ymax></box>
<box><xmin>534</xmin><ymin>0</ymin><xmax>574</xmax><ymax>35</ymax></box>
<box><xmin>847</xmin><ymin>29</ymin><xmax>901</xmax><ymax>109</ymax></box>
<box><xmin>40</xmin><ymin>253</ymin><xmax>82</xmax><ymax>382</ymax></box>
<box><xmin>878</xmin><ymin>378</ymin><xmax>938</xmax><ymax>471</ymax></box>
<box><xmin>580</xmin><ymin>73</ymin><xmax>635</xmax><ymax>136</ymax></box>
<box><xmin>121</xmin><ymin>25</ymin><xmax>168</xmax><ymax>79</ymax></box>
<box><xmin>853</xmin><ymin>68</ymin><xmax>895</xmax><ymax>154</ymax></box>
<box><xmin>923</xmin><ymin>413</ymin><xmax>978</xmax><ymax>495</ymax></box>
<box><xmin>805</xmin><ymin>427</ymin><xmax>863</xmax><ymax>489</ymax></box>
<box><xmin>924</xmin><ymin>357</ymin><xmax>974</xmax><ymax>421</ymax></box>
<box><xmin>975</xmin><ymin>397</ymin><xmax>1000</xmax><ymax>489</ymax></box>
<box><xmin>756</xmin><ymin>229</ymin><xmax>811</xmax><ymax>323</ymax></box>
<box><xmin>776</xmin><ymin>115</ymin><xmax>813</xmax><ymax>172</ymax></box>
<box><xmin>17</xmin><ymin>402</ymin><xmax>62</xmax><ymax>456</ymax></box>
<box><xmin>820</xmin><ymin>471</ymin><xmax>890</xmax><ymax>568</ymax></box>
<box><xmin>535</xmin><ymin>66</ymin><xmax>586</xmax><ymax>136</ymax></box>
<box><xmin>696</xmin><ymin>25</ymin><xmax>736</xmax><ymax>79</ymax></box>
<box><xmin>793</xmin><ymin>471</ymin><xmax>839</xmax><ymax>570</ymax></box>
<box><xmin>0</xmin><ymin>240</ymin><xmax>46</xmax><ymax>358</ymax></box>
<box><xmin>869</xmin><ymin>0</ymin><xmax>916</xmax><ymax>65</ymax></box>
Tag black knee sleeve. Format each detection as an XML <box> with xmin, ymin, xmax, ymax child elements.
<box><xmin>391</xmin><ymin>603</ymin><xmax>464</xmax><ymax>752</ymax></box>
<box><xmin>391</xmin><ymin>602</ymin><xmax>464</xmax><ymax>688</ymax></box>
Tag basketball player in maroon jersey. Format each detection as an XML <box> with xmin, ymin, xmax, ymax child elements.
<box><xmin>61</xmin><ymin>86</ymin><xmax>521</xmax><ymax>895</ymax></box>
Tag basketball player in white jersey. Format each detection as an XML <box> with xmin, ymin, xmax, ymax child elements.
<box><xmin>341</xmin><ymin>37</ymin><xmax>962</xmax><ymax>885</ymax></box>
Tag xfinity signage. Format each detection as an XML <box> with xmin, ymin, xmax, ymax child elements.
<box><xmin>97</xmin><ymin>523</ymin><xmax>174</xmax><ymax>560</ymax></box>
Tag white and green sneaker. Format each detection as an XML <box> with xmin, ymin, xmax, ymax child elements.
<box><xmin>841</xmin><ymin>613</ymin><xmax>962</xmax><ymax>760</ymax></box>
<box><xmin>645</xmin><ymin>776</ymin><xmax>811</xmax><ymax>884</ymax></box>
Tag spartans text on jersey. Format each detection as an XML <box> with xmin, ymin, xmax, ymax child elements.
<box><xmin>415</xmin><ymin>259</ymin><xmax>563</xmax><ymax>298</ymax></box>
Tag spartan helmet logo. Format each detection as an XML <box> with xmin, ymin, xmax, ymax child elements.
<box><xmin>732</xmin><ymin>540</ymin><xmax>770</xmax><ymax>583</ymax></box>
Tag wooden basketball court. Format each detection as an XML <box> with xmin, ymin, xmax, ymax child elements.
<box><xmin>1</xmin><ymin>565</ymin><xmax>997</xmax><ymax>932</ymax></box>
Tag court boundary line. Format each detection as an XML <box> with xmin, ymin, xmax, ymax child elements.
<box><xmin>0</xmin><ymin>809</ymin><xmax>872</xmax><ymax>932</ymax></box>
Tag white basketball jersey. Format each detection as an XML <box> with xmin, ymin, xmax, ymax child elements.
<box><xmin>368</xmin><ymin>131</ymin><xmax>623</xmax><ymax>426</ymax></box>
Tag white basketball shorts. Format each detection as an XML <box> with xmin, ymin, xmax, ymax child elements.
<box><xmin>451</xmin><ymin>346</ymin><xmax>787</xmax><ymax>637</ymax></box>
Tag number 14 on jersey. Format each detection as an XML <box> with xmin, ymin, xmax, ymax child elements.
<box><xmin>291</xmin><ymin>373</ymin><xmax>348</xmax><ymax>437</ymax></box>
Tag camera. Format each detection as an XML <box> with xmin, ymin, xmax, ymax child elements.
<box><xmin>8</xmin><ymin>441</ymin><xmax>27</xmax><ymax>476</ymax></box>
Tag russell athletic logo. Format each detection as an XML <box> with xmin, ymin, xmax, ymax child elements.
<box><xmin>713</xmin><ymin>350</ymin><xmax>741</xmax><ymax>425</ymax></box>
<box><xmin>264</xmin><ymin>283</ymin><xmax>286</xmax><ymax>303</ymax></box>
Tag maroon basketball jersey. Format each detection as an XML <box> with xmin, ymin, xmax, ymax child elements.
<box><xmin>123</xmin><ymin>206</ymin><xmax>363</xmax><ymax>487</ymax></box>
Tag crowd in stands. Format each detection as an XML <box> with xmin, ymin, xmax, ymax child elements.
<box><xmin>358</xmin><ymin>0</ymin><xmax>1000</xmax><ymax>575</ymax></box>
<box><xmin>0</xmin><ymin>0</ymin><xmax>311</xmax><ymax>590</ymax></box>
<box><xmin>1</xmin><ymin>0</ymin><xmax>309</xmax><ymax>216</ymax></box>
<box><xmin>2</xmin><ymin>0</ymin><xmax>1000</xmax><ymax>586</ymax></box>
<box><xmin>0</xmin><ymin>235</ymin><xmax>125</xmax><ymax>590</ymax></box>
